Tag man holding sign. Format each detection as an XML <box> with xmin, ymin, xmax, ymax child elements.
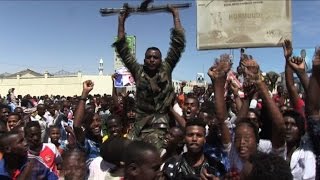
<box><xmin>112</xmin><ymin>5</ymin><xmax>185</xmax><ymax>150</ymax></box>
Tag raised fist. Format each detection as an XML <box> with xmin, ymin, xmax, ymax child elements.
<box><xmin>83</xmin><ymin>80</ymin><xmax>94</xmax><ymax>94</ymax></box>
<box><xmin>282</xmin><ymin>39</ymin><xmax>293</xmax><ymax>59</ymax></box>
<box><xmin>242</xmin><ymin>59</ymin><xmax>261</xmax><ymax>85</ymax></box>
<box><xmin>208</xmin><ymin>54</ymin><xmax>232</xmax><ymax>80</ymax></box>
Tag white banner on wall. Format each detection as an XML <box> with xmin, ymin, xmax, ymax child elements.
<box><xmin>197</xmin><ymin>0</ymin><xmax>292</xmax><ymax>50</ymax></box>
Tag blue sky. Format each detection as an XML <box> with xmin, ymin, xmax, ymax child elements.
<box><xmin>0</xmin><ymin>0</ymin><xmax>320</xmax><ymax>81</ymax></box>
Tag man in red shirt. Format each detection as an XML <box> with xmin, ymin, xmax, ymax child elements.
<box><xmin>25</xmin><ymin>121</ymin><xmax>62</xmax><ymax>176</ymax></box>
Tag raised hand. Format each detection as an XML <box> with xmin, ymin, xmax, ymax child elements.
<box><xmin>208</xmin><ymin>54</ymin><xmax>232</xmax><ymax>80</ymax></box>
<box><xmin>283</xmin><ymin>39</ymin><xmax>293</xmax><ymax>59</ymax></box>
<box><xmin>118</xmin><ymin>3</ymin><xmax>130</xmax><ymax>22</ymax></box>
<box><xmin>239</xmin><ymin>53</ymin><xmax>253</xmax><ymax>74</ymax></box>
<box><xmin>219</xmin><ymin>54</ymin><xmax>233</xmax><ymax>71</ymax></box>
<box><xmin>167</xmin><ymin>4</ymin><xmax>179</xmax><ymax>15</ymax></box>
<box><xmin>82</xmin><ymin>80</ymin><xmax>94</xmax><ymax>95</ymax></box>
<box><xmin>167</xmin><ymin>4</ymin><xmax>182</xmax><ymax>29</ymax></box>
<box><xmin>289</xmin><ymin>56</ymin><xmax>305</xmax><ymax>73</ymax></box>
<box><xmin>282</xmin><ymin>39</ymin><xmax>306</xmax><ymax>73</ymax></box>
<box><xmin>244</xmin><ymin>59</ymin><xmax>259</xmax><ymax>74</ymax></box>
<box><xmin>242</xmin><ymin>58</ymin><xmax>261</xmax><ymax>84</ymax></box>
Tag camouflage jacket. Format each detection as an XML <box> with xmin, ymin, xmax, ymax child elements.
<box><xmin>113</xmin><ymin>28</ymin><xmax>185</xmax><ymax>115</ymax></box>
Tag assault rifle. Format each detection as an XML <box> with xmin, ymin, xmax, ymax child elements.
<box><xmin>100</xmin><ymin>0</ymin><xmax>191</xmax><ymax>17</ymax></box>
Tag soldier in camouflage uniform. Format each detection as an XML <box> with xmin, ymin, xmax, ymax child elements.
<box><xmin>112</xmin><ymin>6</ymin><xmax>185</xmax><ymax>150</ymax></box>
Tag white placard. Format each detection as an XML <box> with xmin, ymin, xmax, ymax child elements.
<box><xmin>197</xmin><ymin>0</ymin><xmax>292</xmax><ymax>50</ymax></box>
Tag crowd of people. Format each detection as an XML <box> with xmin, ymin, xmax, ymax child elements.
<box><xmin>0</xmin><ymin>6</ymin><xmax>319</xmax><ymax>180</ymax></box>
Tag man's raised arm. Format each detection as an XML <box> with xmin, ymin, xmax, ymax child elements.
<box><xmin>283</xmin><ymin>40</ymin><xmax>301</xmax><ymax>110</ymax></box>
<box><xmin>112</xmin><ymin>10</ymin><xmax>140</xmax><ymax>78</ymax></box>
<box><xmin>208</xmin><ymin>54</ymin><xmax>232</xmax><ymax>145</ymax></box>
<box><xmin>164</xmin><ymin>6</ymin><xmax>186</xmax><ymax>70</ymax></box>
<box><xmin>243</xmin><ymin>59</ymin><xmax>285</xmax><ymax>149</ymax></box>
<box><xmin>73</xmin><ymin>80</ymin><xmax>94</xmax><ymax>144</ymax></box>
<box><xmin>117</xmin><ymin>10</ymin><xmax>127</xmax><ymax>40</ymax></box>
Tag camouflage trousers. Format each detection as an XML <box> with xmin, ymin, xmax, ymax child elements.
<box><xmin>127</xmin><ymin>113</ymin><xmax>169</xmax><ymax>151</ymax></box>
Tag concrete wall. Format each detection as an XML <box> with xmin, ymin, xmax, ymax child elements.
<box><xmin>82</xmin><ymin>75</ymin><xmax>113</xmax><ymax>96</ymax></box>
<box><xmin>0</xmin><ymin>73</ymin><xmax>113</xmax><ymax>97</ymax></box>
